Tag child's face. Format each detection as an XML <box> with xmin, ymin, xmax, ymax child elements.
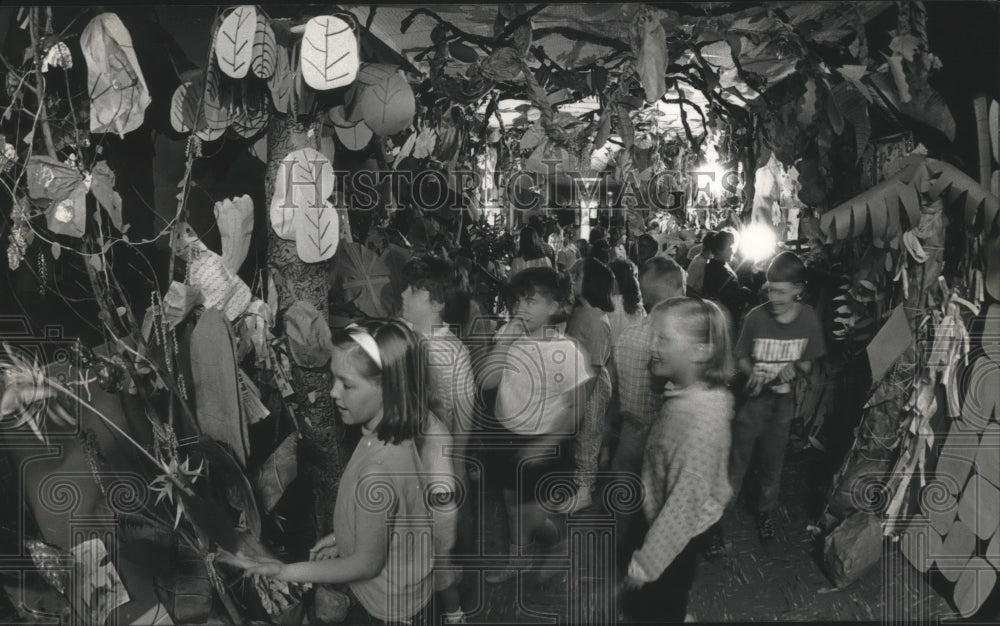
<box><xmin>765</xmin><ymin>280</ymin><xmax>802</xmax><ymax>316</ymax></box>
<box><xmin>401</xmin><ymin>285</ymin><xmax>442</xmax><ymax>327</ymax></box>
<box><xmin>650</xmin><ymin>313</ymin><xmax>699</xmax><ymax>383</ymax></box>
<box><xmin>514</xmin><ymin>291</ymin><xmax>558</xmax><ymax>333</ymax></box>
<box><xmin>329</xmin><ymin>347</ymin><xmax>383</xmax><ymax>428</ymax></box>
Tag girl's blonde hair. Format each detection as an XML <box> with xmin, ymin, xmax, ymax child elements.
<box><xmin>651</xmin><ymin>297</ymin><xmax>734</xmax><ymax>387</ymax></box>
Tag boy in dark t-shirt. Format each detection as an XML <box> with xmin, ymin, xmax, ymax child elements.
<box><xmin>729</xmin><ymin>251</ymin><xmax>825</xmax><ymax>541</ymax></box>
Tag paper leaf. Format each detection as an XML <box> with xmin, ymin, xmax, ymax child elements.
<box><xmin>393</xmin><ymin>132</ymin><xmax>416</xmax><ymax>169</ymax></box>
<box><xmin>88</xmin><ymin>254</ymin><xmax>104</xmax><ymax>272</ymax></box>
<box><xmin>215</xmin><ymin>6</ymin><xmax>257</xmax><ymax>79</ymax></box>
<box><xmin>250</xmin><ymin>136</ymin><xmax>267</xmax><ymax>163</ymax></box>
<box><xmin>231</xmin><ymin>93</ymin><xmax>270</xmax><ymax>139</ymax></box>
<box><xmin>251</xmin><ymin>14</ymin><xmax>277</xmax><ymax>79</ymax></box>
<box><xmin>201</xmin><ymin>63</ymin><xmax>229</xmax><ymax>130</ymax></box>
<box><xmin>270</xmin><ymin>148</ymin><xmax>335</xmax><ymax>239</ymax></box>
<box><xmin>301</xmin><ymin>16</ymin><xmax>358</xmax><ymax>90</ymax></box>
<box><xmin>267</xmin><ymin>45</ymin><xmax>292</xmax><ymax>114</ymax></box>
<box><xmin>412</xmin><ymin>127</ymin><xmax>437</xmax><ymax>158</ymax></box>
<box><xmin>479</xmin><ymin>47</ymin><xmax>523</xmax><ymax>82</ymax></box>
<box><xmin>334</xmin><ymin>119</ymin><xmax>373</xmax><ymax>151</ymax></box>
<box><xmin>215</xmin><ymin>195</ymin><xmax>254</xmax><ymax>274</ymax></box>
<box><xmin>81</xmin><ymin>13</ymin><xmax>152</xmax><ymax>137</ymax></box>
<box><xmin>356</xmin><ymin>68</ymin><xmax>415</xmax><ymax>136</ymax></box>
<box><xmin>26</xmin><ymin>155</ymin><xmax>83</xmax><ymax>202</ymax></box>
<box><xmin>294</xmin><ymin>202</ymin><xmax>339</xmax><ymax>263</ymax></box>
<box><xmin>255</xmin><ymin>434</ymin><xmax>297</xmax><ymax>513</ymax></box>
<box><xmin>327</xmin><ymin>104</ymin><xmax>357</xmax><ymax>128</ymax></box>
<box><xmin>89</xmin><ymin>161</ymin><xmax>123</xmax><ymax>230</ymax></box>
<box><xmin>51</xmin><ymin>242</ymin><xmax>61</xmax><ymax>260</ymax></box>
<box><xmin>631</xmin><ymin>10</ymin><xmax>668</xmax><ymax>103</ymax></box>
<box><xmin>170</xmin><ymin>82</ymin><xmax>196</xmax><ymax>133</ymax></box>
<box><xmin>46</xmin><ymin>181</ymin><xmax>87</xmax><ymax>238</ymax></box>
<box><xmin>293</xmin><ymin>48</ymin><xmax>316</xmax><ymax>115</ymax></box>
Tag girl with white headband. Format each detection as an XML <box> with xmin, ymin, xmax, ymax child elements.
<box><xmin>241</xmin><ymin>318</ymin><xmax>454</xmax><ymax>625</ymax></box>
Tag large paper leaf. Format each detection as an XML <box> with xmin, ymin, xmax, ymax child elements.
<box><xmin>334</xmin><ymin>119</ymin><xmax>373</xmax><ymax>151</ymax></box>
<box><xmin>267</xmin><ymin>45</ymin><xmax>293</xmax><ymax>114</ymax></box>
<box><xmin>631</xmin><ymin>9</ymin><xmax>668</xmax><ymax>103</ymax></box>
<box><xmin>301</xmin><ymin>16</ymin><xmax>359</xmax><ymax>90</ymax></box>
<box><xmin>294</xmin><ymin>202</ymin><xmax>339</xmax><ymax>263</ymax></box>
<box><xmin>214</xmin><ymin>194</ymin><xmax>254</xmax><ymax>274</ymax></box>
<box><xmin>869</xmin><ymin>70</ymin><xmax>956</xmax><ymax>142</ymax></box>
<box><xmin>201</xmin><ymin>62</ymin><xmax>229</xmax><ymax>130</ymax></box>
<box><xmin>215</xmin><ymin>6</ymin><xmax>256</xmax><ymax>79</ymax></box>
<box><xmin>26</xmin><ymin>155</ymin><xmax>82</xmax><ymax>203</ymax></box>
<box><xmin>89</xmin><ymin>161</ymin><xmax>123</xmax><ymax>230</ymax></box>
<box><xmin>251</xmin><ymin>14</ymin><xmax>277</xmax><ymax>79</ymax></box>
<box><xmin>292</xmin><ymin>47</ymin><xmax>316</xmax><ymax>116</ymax></box>
<box><xmin>285</xmin><ymin>300</ymin><xmax>333</xmax><ymax>367</ymax></box>
<box><xmin>80</xmin><ymin>13</ymin><xmax>151</xmax><ymax>137</ymax></box>
<box><xmin>254</xmin><ymin>434</ymin><xmax>297</xmax><ymax>513</ymax></box>
<box><xmin>170</xmin><ymin>81</ymin><xmax>198</xmax><ymax>133</ymax></box>
<box><xmin>356</xmin><ymin>68</ymin><xmax>415</xmax><ymax>136</ymax></box>
<box><xmin>270</xmin><ymin>148</ymin><xmax>335</xmax><ymax>239</ymax></box>
<box><xmin>46</xmin><ymin>180</ymin><xmax>87</xmax><ymax>238</ymax></box>
<box><xmin>830</xmin><ymin>81</ymin><xmax>871</xmax><ymax>163</ymax></box>
<box><xmin>230</xmin><ymin>93</ymin><xmax>270</xmax><ymax>138</ymax></box>
<box><xmin>327</xmin><ymin>104</ymin><xmax>356</xmax><ymax>128</ymax></box>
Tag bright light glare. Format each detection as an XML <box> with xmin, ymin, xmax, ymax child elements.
<box><xmin>740</xmin><ymin>223</ymin><xmax>778</xmax><ymax>263</ymax></box>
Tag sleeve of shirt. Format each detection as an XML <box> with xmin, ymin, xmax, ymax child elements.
<box><xmin>576</xmin><ymin>315</ymin><xmax>611</xmax><ymax>369</ymax></box>
<box><xmin>629</xmin><ymin>426</ymin><xmax>720</xmax><ymax>582</ymax></box>
<box><xmin>734</xmin><ymin>308</ymin><xmax>757</xmax><ymax>360</ymax></box>
<box><xmin>800</xmin><ymin>306</ymin><xmax>827</xmax><ymax>361</ymax></box>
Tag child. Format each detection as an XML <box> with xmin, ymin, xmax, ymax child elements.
<box><xmin>478</xmin><ymin>267</ymin><xmax>592</xmax><ymax>583</ymax></box>
<box><xmin>561</xmin><ymin>258</ymin><xmax>615</xmax><ymax>513</ymax></box>
<box><xmin>400</xmin><ymin>255</ymin><xmax>475</xmax><ymax>623</ymax></box>
<box><xmin>621</xmin><ymin>298</ymin><xmax>735</xmax><ymax>623</ymax></box>
<box><xmin>685</xmin><ymin>231</ymin><xmax>716</xmax><ymax>297</ymax></box>
<box><xmin>608</xmin><ymin>259</ymin><xmax>647</xmax><ymax>344</ymax></box>
<box><xmin>510</xmin><ymin>226</ymin><xmax>552</xmax><ymax>276</ymax></box>
<box><xmin>702</xmin><ymin>230</ymin><xmax>752</xmax><ymax>327</ymax></box>
<box><xmin>241</xmin><ymin>320</ymin><xmax>448</xmax><ymax>624</ymax></box>
<box><xmin>729</xmin><ymin>251</ymin><xmax>826</xmax><ymax>541</ymax></box>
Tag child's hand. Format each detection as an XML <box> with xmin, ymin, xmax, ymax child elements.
<box><xmin>309</xmin><ymin>534</ymin><xmax>338</xmax><ymax>561</ymax></box>
<box><xmin>745</xmin><ymin>374</ymin><xmax>766</xmax><ymax>397</ymax></box>
<box><xmin>776</xmin><ymin>363</ymin><xmax>797</xmax><ymax>383</ymax></box>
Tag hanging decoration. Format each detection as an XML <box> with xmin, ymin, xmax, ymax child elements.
<box><xmin>334</xmin><ymin>119</ymin><xmax>373</xmax><ymax>151</ymax></box>
<box><xmin>294</xmin><ymin>202</ymin><xmax>340</xmax><ymax>263</ymax></box>
<box><xmin>251</xmin><ymin>13</ymin><xmax>277</xmax><ymax>79</ymax></box>
<box><xmin>269</xmin><ymin>147</ymin><xmax>335</xmax><ymax>240</ymax></box>
<box><xmin>349</xmin><ymin>64</ymin><xmax>415</xmax><ymax>136</ymax></box>
<box><xmin>267</xmin><ymin>44</ymin><xmax>293</xmax><ymax>114</ymax></box>
<box><xmin>214</xmin><ymin>195</ymin><xmax>254</xmax><ymax>275</ymax></box>
<box><xmin>174</xmin><ymin>223</ymin><xmax>252</xmax><ymax>321</ymax></box>
<box><xmin>80</xmin><ymin>13</ymin><xmax>152</xmax><ymax>137</ymax></box>
<box><xmin>630</xmin><ymin>7</ymin><xmax>668</xmax><ymax>103</ymax></box>
<box><xmin>300</xmin><ymin>15</ymin><xmax>359</xmax><ymax>90</ymax></box>
<box><xmin>215</xmin><ymin>6</ymin><xmax>257</xmax><ymax>79</ymax></box>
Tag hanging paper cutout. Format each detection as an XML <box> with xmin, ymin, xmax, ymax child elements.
<box><xmin>69</xmin><ymin>538</ymin><xmax>131</xmax><ymax>626</ymax></box>
<box><xmin>26</xmin><ymin>155</ymin><xmax>82</xmax><ymax>203</ymax></box>
<box><xmin>80</xmin><ymin>13</ymin><xmax>152</xmax><ymax>137</ymax></box>
<box><xmin>162</xmin><ymin>281</ymin><xmax>204</xmax><ymax>328</ymax></box>
<box><xmin>41</xmin><ymin>42</ymin><xmax>73</xmax><ymax>73</ymax></box>
<box><xmin>630</xmin><ymin>8</ymin><xmax>668</xmax><ymax>103</ymax></box>
<box><xmin>176</xmin><ymin>223</ymin><xmax>253</xmax><ymax>321</ymax></box>
<box><xmin>285</xmin><ymin>301</ymin><xmax>333</xmax><ymax>368</ymax></box>
<box><xmin>252</xmin><ymin>14</ymin><xmax>276</xmax><ymax>79</ymax></box>
<box><xmin>269</xmin><ymin>148</ymin><xmax>335</xmax><ymax>240</ymax></box>
<box><xmin>215</xmin><ymin>6</ymin><xmax>257</xmax><ymax>79</ymax></box>
<box><xmin>46</xmin><ymin>181</ymin><xmax>87</xmax><ymax>238</ymax></box>
<box><xmin>334</xmin><ymin>119</ymin><xmax>373</xmax><ymax>151</ymax></box>
<box><xmin>327</xmin><ymin>104</ymin><xmax>356</xmax><ymax>128</ymax></box>
<box><xmin>89</xmin><ymin>161</ymin><xmax>123</xmax><ymax>230</ymax></box>
<box><xmin>170</xmin><ymin>82</ymin><xmax>197</xmax><ymax>133</ymax></box>
<box><xmin>356</xmin><ymin>67</ymin><xmax>415</xmax><ymax>136</ymax></box>
<box><xmin>231</xmin><ymin>85</ymin><xmax>270</xmax><ymax>139</ymax></box>
<box><xmin>202</xmin><ymin>62</ymin><xmax>229</xmax><ymax>130</ymax></box>
<box><xmin>293</xmin><ymin>45</ymin><xmax>316</xmax><ymax>116</ymax></box>
<box><xmin>412</xmin><ymin>127</ymin><xmax>437</xmax><ymax>158</ymax></box>
<box><xmin>295</xmin><ymin>202</ymin><xmax>339</xmax><ymax>263</ymax></box>
<box><xmin>300</xmin><ymin>16</ymin><xmax>359</xmax><ymax>90</ymax></box>
<box><xmin>215</xmin><ymin>194</ymin><xmax>254</xmax><ymax>274</ymax></box>
<box><xmin>255</xmin><ymin>434</ymin><xmax>297</xmax><ymax>513</ymax></box>
<box><xmin>267</xmin><ymin>45</ymin><xmax>293</xmax><ymax>114</ymax></box>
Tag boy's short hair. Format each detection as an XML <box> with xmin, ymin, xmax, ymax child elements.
<box><xmin>507</xmin><ymin>266</ymin><xmax>573</xmax><ymax>323</ymax></box>
<box><xmin>766</xmin><ymin>251</ymin><xmax>807</xmax><ymax>285</ymax></box>
<box><xmin>708</xmin><ymin>230</ymin><xmax>735</xmax><ymax>255</ymax></box>
<box><xmin>640</xmin><ymin>256</ymin><xmax>686</xmax><ymax>295</ymax></box>
<box><xmin>701</xmin><ymin>231</ymin><xmax>718</xmax><ymax>251</ymax></box>
<box><xmin>402</xmin><ymin>255</ymin><xmax>471</xmax><ymax>326</ymax></box>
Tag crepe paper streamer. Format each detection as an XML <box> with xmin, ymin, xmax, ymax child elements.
<box><xmin>162</xmin><ymin>281</ymin><xmax>204</xmax><ymax>328</ymax></box>
<box><xmin>327</xmin><ymin>104</ymin><xmax>356</xmax><ymax>128</ymax></box>
<box><xmin>356</xmin><ymin>67</ymin><xmax>415</xmax><ymax>136</ymax></box>
<box><xmin>269</xmin><ymin>147</ymin><xmax>335</xmax><ymax>239</ymax></box>
<box><xmin>69</xmin><ymin>537</ymin><xmax>131</xmax><ymax>626</ymax></box>
<box><xmin>252</xmin><ymin>14</ymin><xmax>276</xmax><ymax>79</ymax></box>
<box><xmin>301</xmin><ymin>16</ymin><xmax>358</xmax><ymax>90</ymax></box>
<box><xmin>267</xmin><ymin>44</ymin><xmax>293</xmax><ymax>114</ymax></box>
<box><xmin>215</xmin><ymin>6</ymin><xmax>257</xmax><ymax>79</ymax></box>
<box><xmin>46</xmin><ymin>181</ymin><xmax>87</xmax><ymax>238</ymax></box>
<box><xmin>295</xmin><ymin>202</ymin><xmax>339</xmax><ymax>263</ymax></box>
<box><xmin>190</xmin><ymin>308</ymin><xmax>250</xmax><ymax>466</ymax></box>
<box><xmin>334</xmin><ymin>119</ymin><xmax>373</xmax><ymax>151</ymax></box>
<box><xmin>81</xmin><ymin>13</ymin><xmax>152</xmax><ymax>137</ymax></box>
<box><xmin>89</xmin><ymin>161</ymin><xmax>123</xmax><ymax>231</ymax></box>
<box><xmin>285</xmin><ymin>300</ymin><xmax>333</xmax><ymax>368</ymax></box>
<box><xmin>215</xmin><ymin>194</ymin><xmax>254</xmax><ymax>274</ymax></box>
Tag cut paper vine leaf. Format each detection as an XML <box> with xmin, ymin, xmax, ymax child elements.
<box><xmin>327</xmin><ymin>104</ymin><xmax>356</xmax><ymax>128</ymax></box>
<box><xmin>820</xmin><ymin>156</ymin><xmax>1000</xmax><ymax>243</ymax></box>
<box><xmin>201</xmin><ymin>63</ymin><xmax>229</xmax><ymax>131</ymax></box>
<box><xmin>47</xmin><ymin>182</ymin><xmax>88</xmax><ymax>238</ymax></box>
<box><xmin>215</xmin><ymin>5</ymin><xmax>257</xmax><ymax>79</ymax></box>
<box><xmin>294</xmin><ymin>202</ymin><xmax>339</xmax><ymax>263</ymax></box>
<box><xmin>630</xmin><ymin>8</ymin><xmax>668</xmax><ymax>103</ymax></box>
<box><xmin>170</xmin><ymin>82</ymin><xmax>198</xmax><ymax>133</ymax></box>
<box><xmin>214</xmin><ymin>195</ymin><xmax>254</xmax><ymax>274</ymax></box>
<box><xmin>479</xmin><ymin>47</ymin><xmax>523</xmax><ymax>82</ymax></box>
<box><xmin>252</xmin><ymin>13</ymin><xmax>276</xmax><ymax>79</ymax></box>
<box><xmin>301</xmin><ymin>15</ymin><xmax>359</xmax><ymax>90</ymax></box>
<box><xmin>267</xmin><ymin>44</ymin><xmax>293</xmax><ymax>114</ymax></box>
<box><xmin>284</xmin><ymin>300</ymin><xmax>333</xmax><ymax>368</ymax></box>
<box><xmin>269</xmin><ymin>148</ymin><xmax>335</xmax><ymax>240</ymax></box>
<box><xmin>26</xmin><ymin>155</ymin><xmax>83</xmax><ymax>204</ymax></box>
<box><xmin>80</xmin><ymin>13</ymin><xmax>152</xmax><ymax>137</ymax></box>
<box><xmin>355</xmin><ymin>67</ymin><xmax>415</xmax><ymax>136</ymax></box>
<box><xmin>89</xmin><ymin>161</ymin><xmax>123</xmax><ymax>231</ymax></box>
<box><xmin>334</xmin><ymin>119</ymin><xmax>373</xmax><ymax>151</ymax></box>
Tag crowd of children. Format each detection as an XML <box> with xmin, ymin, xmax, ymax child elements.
<box><xmin>231</xmin><ymin>223</ymin><xmax>826</xmax><ymax>625</ymax></box>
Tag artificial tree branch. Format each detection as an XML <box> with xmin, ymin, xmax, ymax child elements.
<box><xmin>28</xmin><ymin>7</ymin><xmax>57</xmax><ymax>158</ymax></box>
<box><xmin>402</xmin><ymin>8</ymin><xmax>496</xmax><ymax>49</ymax></box>
<box><xmin>532</xmin><ymin>26</ymin><xmax>631</xmax><ymax>52</ymax></box>
<box><xmin>495</xmin><ymin>4</ymin><xmax>549</xmax><ymax>46</ymax></box>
